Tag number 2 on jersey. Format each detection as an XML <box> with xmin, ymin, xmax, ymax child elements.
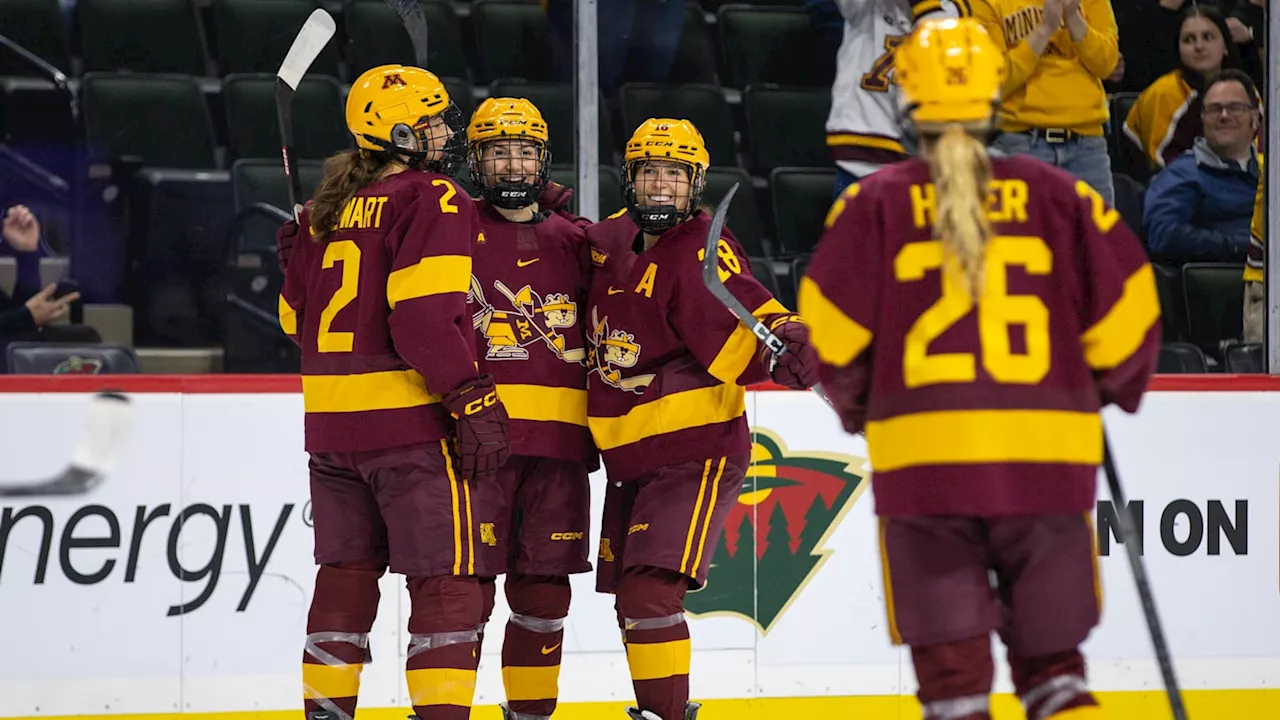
<box><xmin>861</xmin><ymin>34</ymin><xmax>908</xmax><ymax>93</ymax></box>
<box><xmin>895</xmin><ymin>235</ymin><xmax>1052</xmax><ymax>388</ymax></box>
<box><xmin>318</xmin><ymin>240</ymin><xmax>361</xmax><ymax>353</ymax></box>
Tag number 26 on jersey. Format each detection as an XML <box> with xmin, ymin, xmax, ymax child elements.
<box><xmin>896</xmin><ymin>235</ymin><xmax>1052</xmax><ymax>388</ymax></box>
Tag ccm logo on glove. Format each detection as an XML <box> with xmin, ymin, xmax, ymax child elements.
<box><xmin>463</xmin><ymin>389</ymin><xmax>500</xmax><ymax>417</ymax></box>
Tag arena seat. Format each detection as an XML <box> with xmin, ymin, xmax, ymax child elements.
<box><xmin>469</xmin><ymin>0</ymin><xmax>554</xmax><ymax>84</ymax></box>
<box><xmin>6</xmin><ymin>342</ymin><xmax>141</xmax><ymax>374</ymax></box>
<box><xmin>345</xmin><ymin>0</ymin><xmax>469</xmax><ymax>82</ymax></box>
<box><xmin>81</xmin><ymin>73</ymin><xmax>217</xmax><ymax>169</ymax></box>
<box><xmin>222</xmin><ymin>74</ymin><xmax>349</xmax><ymax>161</ymax></box>
<box><xmin>0</xmin><ymin>0</ymin><xmax>73</xmax><ymax>77</ymax></box>
<box><xmin>770</xmin><ymin>167</ymin><xmax>835</xmax><ymax>258</ymax></box>
<box><xmin>228</xmin><ymin>158</ymin><xmax>323</xmax><ymax>253</ymax></box>
<box><xmin>79</xmin><ymin>0</ymin><xmax>208</xmax><ymax>75</ymax></box>
<box><xmin>668</xmin><ymin>3</ymin><xmax>718</xmax><ymax>85</ymax></box>
<box><xmin>1182</xmin><ymin>262</ymin><xmax>1245</xmax><ymax>352</ymax></box>
<box><xmin>212</xmin><ymin>0</ymin><xmax>341</xmax><ymax>77</ymax></box>
<box><xmin>743</xmin><ymin>85</ymin><xmax>831</xmax><ymax>174</ymax></box>
<box><xmin>1152</xmin><ymin>262</ymin><xmax>1186</xmax><ymax>343</ymax></box>
<box><xmin>1110</xmin><ymin>171</ymin><xmax>1145</xmax><ymax>241</ymax></box>
<box><xmin>704</xmin><ymin>165</ymin><xmax>767</xmax><ymax>259</ymax></box>
<box><xmin>1224</xmin><ymin>341</ymin><xmax>1264</xmax><ymax>374</ymax></box>
<box><xmin>487</xmin><ymin>80</ymin><xmax>615</xmax><ymax>165</ymax></box>
<box><xmin>749</xmin><ymin>256</ymin><xmax>784</xmax><ymax>304</ymax></box>
<box><xmin>716</xmin><ymin>5</ymin><xmax>835</xmax><ymax>89</ymax></box>
<box><xmin>1157</xmin><ymin>341</ymin><xmax>1209</xmax><ymax>374</ymax></box>
<box><xmin>618</xmin><ymin>82</ymin><xmax>737</xmax><ymax>167</ymax></box>
<box><xmin>545</xmin><ymin>164</ymin><xmax>624</xmax><ymax>215</ymax></box>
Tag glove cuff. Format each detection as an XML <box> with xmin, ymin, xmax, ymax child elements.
<box><xmin>442</xmin><ymin>375</ymin><xmax>500</xmax><ymax>419</ymax></box>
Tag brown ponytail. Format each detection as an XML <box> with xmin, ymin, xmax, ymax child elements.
<box><xmin>925</xmin><ymin>123</ymin><xmax>993</xmax><ymax>298</ymax></box>
<box><xmin>309</xmin><ymin>150</ymin><xmax>393</xmax><ymax>241</ymax></box>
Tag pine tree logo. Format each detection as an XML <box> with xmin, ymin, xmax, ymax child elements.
<box><xmin>685</xmin><ymin>428</ymin><xmax>869</xmax><ymax>635</ymax></box>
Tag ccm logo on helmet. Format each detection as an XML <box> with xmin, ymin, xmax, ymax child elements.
<box><xmin>550</xmin><ymin>532</ymin><xmax>585</xmax><ymax>541</ymax></box>
<box><xmin>463</xmin><ymin>390</ymin><xmax>499</xmax><ymax>416</ymax></box>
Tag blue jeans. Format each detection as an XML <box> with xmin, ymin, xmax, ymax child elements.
<box><xmin>991</xmin><ymin>132</ymin><xmax>1115</xmax><ymax>206</ymax></box>
<box><xmin>832</xmin><ymin>166</ymin><xmax>859</xmax><ymax>201</ymax></box>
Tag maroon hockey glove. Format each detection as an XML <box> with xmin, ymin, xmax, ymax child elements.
<box><xmin>538</xmin><ymin>180</ymin><xmax>574</xmax><ymax>212</ymax></box>
<box><xmin>442</xmin><ymin>375</ymin><xmax>510</xmax><ymax>481</ymax></box>
<box><xmin>276</xmin><ymin>218</ymin><xmax>301</xmax><ymax>274</ymax></box>
<box><xmin>766</xmin><ymin>319</ymin><xmax>819</xmax><ymax>390</ymax></box>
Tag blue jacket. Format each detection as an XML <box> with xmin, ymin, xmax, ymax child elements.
<box><xmin>1142</xmin><ymin>137</ymin><xmax>1259</xmax><ymax>263</ymax></box>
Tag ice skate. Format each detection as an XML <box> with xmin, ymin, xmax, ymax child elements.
<box><xmin>500</xmin><ymin>702</ymin><xmax>550</xmax><ymax>720</ymax></box>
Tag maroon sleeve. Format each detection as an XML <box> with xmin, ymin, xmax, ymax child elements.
<box><xmin>669</xmin><ymin>228</ymin><xmax>791</xmax><ymax>386</ymax></box>
<box><xmin>385</xmin><ymin>178</ymin><xmax>483</xmax><ymax>397</ymax></box>
<box><xmin>1072</xmin><ymin>178</ymin><xmax>1161</xmax><ymax>413</ymax></box>
<box><xmin>277</xmin><ymin>208</ymin><xmax>310</xmax><ymax>348</ymax></box>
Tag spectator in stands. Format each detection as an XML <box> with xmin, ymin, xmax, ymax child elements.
<box><xmin>1243</xmin><ymin>154</ymin><xmax>1264</xmax><ymax>343</ymax></box>
<box><xmin>974</xmin><ymin>0</ymin><xmax>1120</xmax><ymax>205</ymax></box>
<box><xmin>0</xmin><ymin>206</ymin><xmax>87</xmax><ymax>360</ymax></box>
<box><xmin>1142</xmin><ymin>70</ymin><xmax>1261</xmax><ymax>264</ymax></box>
<box><xmin>545</xmin><ymin>0</ymin><xmax>685</xmax><ymax>98</ymax></box>
<box><xmin>1118</xmin><ymin>0</ymin><xmax>1264</xmax><ymax>93</ymax></box>
<box><xmin>1122</xmin><ymin>5</ymin><xmax>1253</xmax><ymax>174</ymax></box>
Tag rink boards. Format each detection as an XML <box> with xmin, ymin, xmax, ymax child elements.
<box><xmin>0</xmin><ymin>374</ymin><xmax>1277</xmax><ymax>719</ymax></box>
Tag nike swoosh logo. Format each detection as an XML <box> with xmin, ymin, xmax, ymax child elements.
<box><xmin>517</xmin><ymin>258</ymin><xmax>540</xmax><ymax>267</ymax></box>
<box><xmin>541</xmin><ymin>643</ymin><xmax>561</xmax><ymax>655</ymax></box>
<box><xmin>608</xmin><ymin>287</ymin><xmax>625</xmax><ymax>295</ymax></box>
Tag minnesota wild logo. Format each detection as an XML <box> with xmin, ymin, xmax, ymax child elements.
<box><xmin>686</xmin><ymin>428</ymin><xmax>868</xmax><ymax>635</ymax></box>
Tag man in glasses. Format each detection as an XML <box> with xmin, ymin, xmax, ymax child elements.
<box><xmin>1143</xmin><ymin>68</ymin><xmax>1262</xmax><ymax>264</ymax></box>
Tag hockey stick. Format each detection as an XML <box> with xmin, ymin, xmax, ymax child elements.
<box><xmin>700</xmin><ymin>183</ymin><xmax>832</xmax><ymax>407</ymax></box>
<box><xmin>0</xmin><ymin>392</ymin><xmax>134</xmax><ymax>497</ymax></box>
<box><xmin>385</xmin><ymin>0</ymin><xmax>430</xmax><ymax>68</ymax></box>
<box><xmin>275</xmin><ymin>8</ymin><xmax>337</xmax><ymax>223</ymax></box>
<box><xmin>1101</xmin><ymin>433</ymin><xmax>1189</xmax><ymax>720</ymax></box>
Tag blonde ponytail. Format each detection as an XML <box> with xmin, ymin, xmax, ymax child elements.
<box><xmin>926</xmin><ymin>123</ymin><xmax>993</xmax><ymax>299</ymax></box>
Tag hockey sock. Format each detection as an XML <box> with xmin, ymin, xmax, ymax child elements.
<box><xmin>477</xmin><ymin>576</ymin><xmax>497</xmax><ymax>660</ymax></box>
<box><xmin>617</xmin><ymin>566</ymin><xmax>691</xmax><ymax>720</ymax></box>
<box><xmin>501</xmin><ymin>574</ymin><xmax>572</xmax><ymax>718</ymax></box>
<box><xmin>1012</xmin><ymin>649</ymin><xmax>1100</xmax><ymax>720</ymax></box>
<box><xmin>405</xmin><ymin>575</ymin><xmax>484</xmax><ymax>720</ymax></box>
<box><xmin>302</xmin><ymin>562</ymin><xmax>383</xmax><ymax>720</ymax></box>
<box><xmin>910</xmin><ymin>635</ymin><xmax>994</xmax><ymax>720</ymax></box>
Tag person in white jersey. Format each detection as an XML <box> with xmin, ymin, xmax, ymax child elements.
<box><xmin>825</xmin><ymin>0</ymin><xmax>972</xmax><ymax>199</ymax></box>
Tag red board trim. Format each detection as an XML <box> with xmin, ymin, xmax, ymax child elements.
<box><xmin>0</xmin><ymin>374</ymin><xmax>1275</xmax><ymax>393</ymax></box>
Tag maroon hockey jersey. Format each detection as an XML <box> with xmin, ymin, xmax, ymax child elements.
<box><xmin>469</xmin><ymin>199</ymin><xmax>594</xmax><ymax>463</ymax></box>
<box><xmin>279</xmin><ymin>170</ymin><xmax>483</xmax><ymax>453</ymax></box>
<box><xmin>585</xmin><ymin>210</ymin><xmax>795</xmax><ymax>481</ymax></box>
<box><xmin>800</xmin><ymin>155</ymin><xmax>1161</xmax><ymax>517</ymax></box>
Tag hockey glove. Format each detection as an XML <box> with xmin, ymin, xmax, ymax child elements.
<box><xmin>765</xmin><ymin>319</ymin><xmax>819</xmax><ymax>390</ymax></box>
<box><xmin>276</xmin><ymin>218</ymin><xmax>301</xmax><ymax>273</ymax></box>
<box><xmin>442</xmin><ymin>374</ymin><xmax>510</xmax><ymax>481</ymax></box>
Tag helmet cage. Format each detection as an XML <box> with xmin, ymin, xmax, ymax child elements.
<box><xmin>621</xmin><ymin>158</ymin><xmax>706</xmax><ymax>235</ymax></box>
<box><xmin>468</xmin><ymin>136</ymin><xmax>552</xmax><ymax>210</ymax></box>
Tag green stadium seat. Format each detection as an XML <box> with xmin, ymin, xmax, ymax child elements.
<box><xmin>229</xmin><ymin>158</ymin><xmax>324</xmax><ymax>253</ymax></box>
<box><xmin>770</xmin><ymin>167</ymin><xmax>835</xmax><ymax>258</ymax></box>
<box><xmin>345</xmin><ymin>0</ymin><xmax>469</xmax><ymax>81</ymax></box>
<box><xmin>1157</xmin><ymin>342</ymin><xmax>1208</xmax><ymax>374</ymax></box>
<box><xmin>546</xmin><ymin>164</ymin><xmax>624</xmax><ymax>215</ymax></box>
<box><xmin>618</xmin><ymin>82</ymin><xmax>737</xmax><ymax>167</ymax></box>
<box><xmin>743</xmin><ymin>85</ymin><xmax>831</xmax><ymax>174</ymax></box>
<box><xmin>222</xmin><ymin>73</ymin><xmax>349</xmax><ymax>161</ymax></box>
<box><xmin>487</xmin><ymin>80</ymin><xmax>615</xmax><ymax>165</ymax></box>
<box><xmin>212</xmin><ymin>0</ymin><xmax>341</xmax><ymax>77</ymax></box>
<box><xmin>81</xmin><ymin>73</ymin><xmax>217</xmax><ymax>169</ymax></box>
<box><xmin>1152</xmin><ymin>262</ymin><xmax>1185</xmax><ymax>343</ymax></box>
<box><xmin>668</xmin><ymin>3</ymin><xmax>718</xmax><ymax>85</ymax></box>
<box><xmin>749</xmin><ymin>257</ymin><xmax>784</xmax><ymax>306</ymax></box>
<box><xmin>1223</xmin><ymin>342</ymin><xmax>1263</xmax><ymax>373</ymax></box>
<box><xmin>79</xmin><ymin>0</ymin><xmax>208</xmax><ymax>74</ymax></box>
<box><xmin>1181</xmin><ymin>262</ymin><xmax>1245</xmax><ymax>351</ymax></box>
<box><xmin>0</xmin><ymin>0</ymin><xmax>72</xmax><ymax>77</ymax></box>
<box><xmin>469</xmin><ymin>0</ymin><xmax>554</xmax><ymax>84</ymax></box>
<box><xmin>716</xmin><ymin>5</ymin><xmax>835</xmax><ymax>89</ymax></box>
<box><xmin>704</xmin><ymin>166</ymin><xmax>766</xmax><ymax>259</ymax></box>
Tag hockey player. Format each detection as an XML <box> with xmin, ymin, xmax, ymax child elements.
<box><xmin>462</xmin><ymin>97</ymin><xmax>595</xmax><ymax>720</ymax></box>
<box><xmin>825</xmin><ymin>0</ymin><xmax>970</xmax><ymax>199</ymax></box>
<box><xmin>585</xmin><ymin>118</ymin><xmax>820</xmax><ymax>720</ymax></box>
<box><xmin>276</xmin><ymin>65</ymin><xmax>511</xmax><ymax>720</ymax></box>
<box><xmin>799</xmin><ymin>19</ymin><xmax>1160</xmax><ymax>720</ymax></box>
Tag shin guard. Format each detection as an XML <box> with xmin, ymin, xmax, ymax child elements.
<box><xmin>405</xmin><ymin>575</ymin><xmax>484</xmax><ymax>720</ymax></box>
<box><xmin>500</xmin><ymin>574</ymin><xmax>572</xmax><ymax>719</ymax></box>
<box><xmin>910</xmin><ymin>635</ymin><xmax>994</xmax><ymax>720</ymax></box>
<box><xmin>303</xmin><ymin>562</ymin><xmax>384</xmax><ymax>720</ymax></box>
<box><xmin>616</xmin><ymin>566</ymin><xmax>691</xmax><ymax>720</ymax></box>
